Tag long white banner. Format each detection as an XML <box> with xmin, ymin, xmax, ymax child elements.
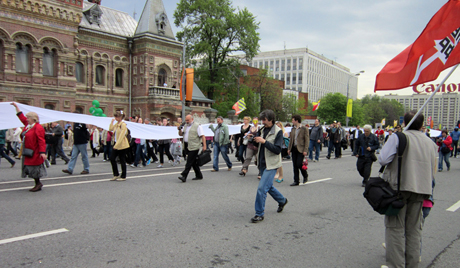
<box><xmin>0</xmin><ymin>102</ymin><xmax>243</xmax><ymax>140</ymax></box>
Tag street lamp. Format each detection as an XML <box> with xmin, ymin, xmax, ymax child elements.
<box><xmin>346</xmin><ymin>70</ymin><xmax>364</xmax><ymax>127</ymax></box>
<box><xmin>180</xmin><ymin>17</ymin><xmax>205</xmax><ymax>119</ymax></box>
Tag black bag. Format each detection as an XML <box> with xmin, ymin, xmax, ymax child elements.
<box><xmin>22</xmin><ymin>148</ymin><xmax>34</xmax><ymax>157</ymax></box>
<box><xmin>363</xmin><ymin>132</ymin><xmax>407</xmax><ymax>216</ymax></box>
<box><xmin>370</xmin><ymin>152</ymin><xmax>378</xmax><ymax>162</ymax></box>
<box><xmin>196</xmin><ymin>149</ymin><xmax>212</xmax><ymax>166</ymax></box>
<box><xmin>441</xmin><ymin>146</ymin><xmax>450</xmax><ymax>154</ymax></box>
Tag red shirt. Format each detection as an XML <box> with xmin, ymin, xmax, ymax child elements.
<box><xmin>17</xmin><ymin>112</ymin><xmax>46</xmax><ymax>166</ymax></box>
<box><xmin>375</xmin><ymin>129</ymin><xmax>384</xmax><ymax>137</ymax></box>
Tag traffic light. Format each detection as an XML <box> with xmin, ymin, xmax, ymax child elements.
<box><xmin>179</xmin><ymin>68</ymin><xmax>194</xmax><ymax>101</ymax></box>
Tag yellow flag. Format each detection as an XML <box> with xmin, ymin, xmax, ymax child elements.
<box><xmin>381</xmin><ymin>118</ymin><xmax>386</xmax><ymax>125</ymax></box>
<box><xmin>394</xmin><ymin>120</ymin><xmax>397</xmax><ymax>127</ymax></box>
<box><xmin>346</xmin><ymin>99</ymin><xmax>353</xmax><ymax>117</ymax></box>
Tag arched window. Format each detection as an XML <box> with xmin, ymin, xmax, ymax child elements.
<box><xmin>115</xmin><ymin>68</ymin><xmax>123</xmax><ymax>87</ymax></box>
<box><xmin>158</xmin><ymin>68</ymin><xmax>167</xmax><ymax>86</ymax></box>
<box><xmin>75</xmin><ymin>106</ymin><xmax>84</xmax><ymax>114</ymax></box>
<box><xmin>0</xmin><ymin>40</ymin><xmax>3</xmax><ymax>71</ymax></box>
<box><xmin>75</xmin><ymin>62</ymin><xmax>84</xmax><ymax>83</ymax></box>
<box><xmin>95</xmin><ymin>65</ymin><xmax>105</xmax><ymax>85</ymax></box>
<box><xmin>16</xmin><ymin>43</ymin><xmax>31</xmax><ymax>74</ymax></box>
<box><xmin>44</xmin><ymin>104</ymin><xmax>55</xmax><ymax>110</ymax></box>
<box><xmin>43</xmin><ymin>48</ymin><xmax>56</xmax><ymax>76</ymax></box>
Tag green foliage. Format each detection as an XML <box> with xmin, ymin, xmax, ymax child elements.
<box><xmin>278</xmin><ymin>93</ymin><xmax>308</xmax><ymax>122</ymax></box>
<box><xmin>316</xmin><ymin>93</ymin><xmax>347</xmax><ymax>125</ymax></box>
<box><xmin>174</xmin><ymin>0</ymin><xmax>260</xmax><ymax>100</ymax></box>
<box><xmin>361</xmin><ymin>94</ymin><xmax>405</xmax><ymax>127</ymax></box>
<box><xmin>306</xmin><ymin>100</ymin><xmax>318</xmax><ymax>116</ymax></box>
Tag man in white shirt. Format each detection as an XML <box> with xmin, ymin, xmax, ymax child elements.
<box><xmin>177</xmin><ymin>115</ymin><xmax>206</xmax><ymax>182</ymax></box>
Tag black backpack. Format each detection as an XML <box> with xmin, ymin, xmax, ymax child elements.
<box><xmin>363</xmin><ymin>132</ymin><xmax>407</xmax><ymax>216</ymax></box>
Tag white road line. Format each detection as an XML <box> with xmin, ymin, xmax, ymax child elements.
<box><xmin>446</xmin><ymin>200</ymin><xmax>460</xmax><ymax>212</ymax></box>
<box><xmin>303</xmin><ymin>178</ymin><xmax>333</xmax><ymax>185</ymax></box>
<box><xmin>0</xmin><ymin>228</ymin><xmax>68</xmax><ymax>245</ymax></box>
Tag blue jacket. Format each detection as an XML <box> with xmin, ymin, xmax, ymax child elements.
<box><xmin>353</xmin><ymin>133</ymin><xmax>379</xmax><ymax>158</ymax></box>
<box><xmin>450</xmin><ymin>130</ymin><xmax>460</xmax><ymax>141</ymax></box>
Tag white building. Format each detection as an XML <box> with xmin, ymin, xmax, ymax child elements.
<box><xmin>383</xmin><ymin>92</ymin><xmax>460</xmax><ymax>129</ymax></box>
<box><xmin>239</xmin><ymin>48</ymin><xmax>360</xmax><ymax>102</ymax></box>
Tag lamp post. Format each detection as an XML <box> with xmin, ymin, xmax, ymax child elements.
<box><xmin>180</xmin><ymin>17</ymin><xmax>204</xmax><ymax>119</ymax></box>
<box><xmin>346</xmin><ymin>70</ymin><xmax>364</xmax><ymax>127</ymax></box>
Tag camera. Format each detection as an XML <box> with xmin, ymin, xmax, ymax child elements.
<box><xmin>248</xmin><ymin>132</ymin><xmax>260</xmax><ymax>143</ymax></box>
<box><xmin>178</xmin><ymin>122</ymin><xmax>186</xmax><ymax>130</ymax></box>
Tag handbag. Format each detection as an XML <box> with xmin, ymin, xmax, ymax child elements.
<box><xmin>363</xmin><ymin>132</ymin><xmax>406</xmax><ymax>216</ymax></box>
<box><xmin>441</xmin><ymin>146</ymin><xmax>450</xmax><ymax>154</ymax></box>
<box><xmin>370</xmin><ymin>152</ymin><xmax>378</xmax><ymax>162</ymax></box>
<box><xmin>196</xmin><ymin>149</ymin><xmax>212</xmax><ymax>166</ymax></box>
<box><xmin>22</xmin><ymin>148</ymin><xmax>34</xmax><ymax>157</ymax></box>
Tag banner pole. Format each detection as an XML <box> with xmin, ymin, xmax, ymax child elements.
<box><xmin>404</xmin><ymin>64</ymin><xmax>460</xmax><ymax>131</ymax></box>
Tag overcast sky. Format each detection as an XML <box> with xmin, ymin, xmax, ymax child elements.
<box><xmin>102</xmin><ymin>0</ymin><xmax>459</xmax><ymax>98</ymax></box>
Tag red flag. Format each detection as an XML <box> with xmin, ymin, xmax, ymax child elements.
<box><xmin>312</xmin><ymin>100</ymin><xmax>320</xmax><ymax>111</ymax></box>
<box><xmin>375</xmin><ymin>0</ymin><xmax>460</xmax><ymax>92</ymax></box>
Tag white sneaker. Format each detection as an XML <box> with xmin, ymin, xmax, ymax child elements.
<box><xmin>382</xmin><ymin>243</ymin><xmax>386</xmax><ymax>249</ymax></box>
<box><xmin>313</xmin><ymin>159</ymin><xmax>317</xmax><ymax>162</ymax></box>
<box><xmin>168</xmin><ymin>160</ymin><xmax>173</xmax><ymax>165</ymax></box>
<box><xmin>154</xmin><ymin>161</ymin><xmax>159</xmax><ymax>164</ymax></box>
<box><xmin>102</xmin><ymin>159</ymin><xmax>107</xmax><ymax>162</ymax></box>
<box><xmin>130</xmin><ymin>164</ymin><xmax>136</xmax><ymax>168</ymax></box>
<box><xmin>381</xmin><ymin>266</ymin><xmax>389</xmax><ymax>268</ymax></box>
<box><xmin>157</xmin><ymin>164</ymin><xmax>163</xmax><ymax>168</ymax></box>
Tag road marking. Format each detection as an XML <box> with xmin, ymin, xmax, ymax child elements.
<box><xmin>446</xmin><ymin>200</ymin><xmax>460</xmax><ymax>212</ymax></box>
<box><xmin>0</xmin><ymin>228</ymin><xmax>68</xmax><ymax>245</ymax></box>
<box><xmin>303</xmin><ymin>178</ymin><xmax>333</xmax><ymax>185</ymax></box>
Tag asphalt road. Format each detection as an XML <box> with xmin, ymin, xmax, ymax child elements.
<box><xmin>0</xmin><ymin>148</ymin><xmax>459</xmax><ymax>268</ymax></box>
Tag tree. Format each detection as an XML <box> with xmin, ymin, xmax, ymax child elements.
<box><xmin>316</xmin><ymin>93</ymin><xmax>347</xmax><ymax>125</ymax></box>
<box><xmin>174</xmin><ymin>0</ymin><xmax>260</xmax><ymax>100</ymax></box>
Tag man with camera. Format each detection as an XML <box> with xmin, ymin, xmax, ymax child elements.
<box><xmin>177</xmin><ymin>115</ymin><xmax>206</xmax><ymax>183</ymax></box>
<box><xmin>248</xmin><ymin>110</ymin><xmax>288</xmax><ymax>223</ymax></box>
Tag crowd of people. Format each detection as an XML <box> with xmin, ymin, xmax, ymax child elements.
<box><xmin>1</xmin><ymin>102</ymin><xmax>453</xmax><ymax>267</ymax></box>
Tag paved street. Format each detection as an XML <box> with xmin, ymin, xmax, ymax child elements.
<box><xmin>1</xmin><ymin>148</ymin><xmax>459</xmax><ymax>267</ymax></box>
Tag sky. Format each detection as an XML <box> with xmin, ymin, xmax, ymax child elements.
<box><xmin>102</xmin><ymin>0</ymin><xmax>460</xmax><ymax>98</ymax></box>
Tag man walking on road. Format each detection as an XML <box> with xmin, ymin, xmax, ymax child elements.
<box><xmin>50</xmin><ymin>122</ymin><xmax>70</xmax><ymax>165</ymax></box>
<box><xmin>178</xmin><ymin>115</ymin><xmax>206</xmax><ymax>183</ymax></box>
<box><xmin>450</xmin><ymin>126</ymin><xmax>460</xmax><ymax>158</ymax></box>
<box><xmin>209</xmin><ymin>116</ymin><xmax>232</xmax><ymax>172</ymax></box>
<box><xmin>309</xmin><ymin>119</ymin><xmax>323</xmax><ymax>162</ymax></box>
<box><xmin>353</xmin><ymin>124</ymin><xmax>378</xmax><ymax>187</ymax></box>
<box><xmin>378</xmin><ymin>111</ymin><xmax>437</xmax><ymax>268</ymax></box>
<box><xmin>249</xmin><ymin>109</ymin><xmax>288</xmax><ymax>223</ymax></box>
<box><xmin>287</xmin><ymin>115</ymin><xmax>309</xmax><ymax>186</ymax></box>
<box><xmin>62</xmin><ymin>112</ymin><xmax>90</xmax><ymax>175</ymax></box>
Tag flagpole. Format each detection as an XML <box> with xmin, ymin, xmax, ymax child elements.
<box><xmin>404</xmin><ymin>64</ymin><xmax>460</xmax><ymax>131</ymax></box>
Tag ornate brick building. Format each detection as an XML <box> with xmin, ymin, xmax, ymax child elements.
<box><xmin>0</xmin><ymin>0</ymin><xmax>214</xmax><ymax>121</ymax></box>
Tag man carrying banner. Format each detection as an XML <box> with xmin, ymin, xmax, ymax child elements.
<box><xmin>177</xmin><ymin>115</ymin><xmax>206</xmax><ymax>183</ymax></box>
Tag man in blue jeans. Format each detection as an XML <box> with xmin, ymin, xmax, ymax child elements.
<box><xmin>209</xmin><ymin>116</ymin><xmax>232</xmax><ymax>171</ymax></box>
<box><xmin>62</xmin><ymin>117</ymin><xmax>90</xmax><ymax>175</ymax></box>
<box><xmin>450</xmin><ymin>126</ymin><xmax>460</xmax><ymax>158</ymax></box>
<box><xmin>309</xmin><ymin>119</ymin><xmax>323</xmax><ymax>162</ymax></box>
<box><xmin>248</xmin><ymin>109</ymin><xmax>287</xmax><ymax>223</ymax></box>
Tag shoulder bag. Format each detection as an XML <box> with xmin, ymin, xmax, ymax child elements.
<box><xmin>363</xmin><ymin>132</ymin><xmax>406</xmax><ymax>216</ymax></box>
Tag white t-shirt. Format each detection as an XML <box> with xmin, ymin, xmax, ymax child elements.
<box><xmin>184</xmin><ymin>123</ymin><xmax>204</xmax><ymax>142</ymax></box>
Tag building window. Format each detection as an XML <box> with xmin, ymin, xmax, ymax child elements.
<box><xmin>158</xmin><ymin>68</ymin><xmax>167</xmax><ymax>86</ymax></box>
<box><xmin>298</xmin><ymin>73</ymin><xmax>303</xmax><ymax>84</ymax></box>
<box><xmin>133</xmin><ymin>66</ymin><xmax>137</xmax><ymax>75</ymax></box>
<box><xmin>16</xmin><ymin>43</ymin><xmax>31</xmax><ymax>74</ymax></box>
<box><xmin>133</xmin><ymin>56</ymin><xmax>137</xmax><ymax>64</ymax></box>
<box><xmin>43</xmin><ymin>48</ymin><xmax>56</xmax><ymax>77</ymax></box>
<box><xmin>140</xmin><ymin>66</ymin><xmax>144</xmax><ymax>74</ymax></box>
<box><xmin>44</xmin><ymin>104</ymin><xmax>55</xmax><ymax>110</ymax></box>
<box><xmin>76</xmin><ymin>62</ymin><xmax>84</xmax><ymax>83</ymax></box>
<box><xmin>140</xmin><ymin>56</ymin><xmax>144</xmax><ymax>63</ymax></box>
<box><xmin>75</xmin><ymin>106</ymin><xmax>84</xmax><ymax>114</ymax></box>
<box><xmin>292</xmin><ymin>73</ymin><xmax>296</xmax><ymax>84</ymax></box>
<box><xmin>133</xmin><ymin>77</ymin><xmax>137</xmax><ymax>85</ymax></box>
<box><xmin>140</xmin><ymin>77</ymin><xmax>144</xmax><ymax>85</ymax></box>
<box><xmin>115</xmin><ymin>68</ymin><xmax>123</xmax><ymax>87</ymax></box>
<box><xmin>281</xmin><ymin>74</ymin><xmax>285</xmax><ymax>81</ymax></box>
<box><xmin>150</xmin><ymin>56</ymin><xmax>154</xmax><ymax>63</ymax></box>
<box><xmin>275</xmin><ymin>74</ymin><xmax>279</xmax><ymax>80</ymax></box>
<box><xmin>174</xmin><ymin>60</ymin><xmax>178</xmax><ymax>67</ymax></box>
<box><xmin>286</xmin><ymin>74</ymin><xmax>290</xmax><ymax>85</ymax></box>
<box><xmin>95</xmin><ymin>65</ymin><xmax>105</xmax><ymax>85</ymax></box>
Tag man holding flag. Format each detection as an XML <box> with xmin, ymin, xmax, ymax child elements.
<box><xmin>374</xmin><ymin>1</ymin><xmax>460</xmax><ymax>267</ymax></box>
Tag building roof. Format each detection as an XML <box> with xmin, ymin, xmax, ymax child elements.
<box><xmin>134</xmin><ymin>0</ymin><xmax>175</xmax><ymax>40</ymax></box>
<box><xmin>80</xmin><ymin>1</ymin><xmax>138</xmax><ymax>37</ymax></box>
<box><xmin>192</xmin><ymin>82</ymin><xmax>214</xmax><ymax>103</ymax></box>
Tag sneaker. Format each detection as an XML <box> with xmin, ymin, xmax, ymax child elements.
<box><xmin>80</xmin><ymin>170</ymin><xmax>89</xmax><ymax>174</ymax></box>
<box><xmin>438</xmin><ymin>169</ymin><xmax>442</xmax><ymax>172</ymax></box>
<box><xmin>154</xmin><ymin>161</ymin><xmax>159</xmax><ymax>164</ymax></box>
<box><xmin>146</xmin><ymin>159</ymin><xmax>151</xmax><ymax>165</ymax></box>
<box><xmin>447</xmin><ymin>167</ymin><xmax>450</xmax><ymax>171</ymax></box>
<box><xmin>313</xmin><ymin>159</ymin><xmax>317</xmax><ymax>162</ymax></box>
<box><xmin>110</xmin><ymin>176</ymin><xmax>119</xmax><ymax>181</ymax></box>
<box><xmin>157</xmin><ymin>164</ymin><xmax>163</xmax><ymax>168</ymax></box>
<box><xmin>250</xmin><ymin>215</ymin><xmax>264</xmax><ymax>223</ymax></box>
<box><xmin>382</xmin><ymin>243</ymin><xmax>386</xmax><ymax>249</ymax></box>
<box><xmin>130</xmin><ymin>164</ymin><xmax>136</xmax><ymax>168</ymax></box>
<box><xmin>62</xmin><ymin>169</ymin><xmax>72</xmax><ymax>174</ymax></box>
<box><xmin>103</xmin><ymin>159</ymin><xmax>107</xmax><ymax>162</ymax></box>
<box><xmin>168</xmin><ymin>160</ymin><xmax>173</xmax><ymax>165</ymax></box>
<box><xmin>118</xmin><ymin>177</ymin><xmax>126</xmax><ymax>181</ymax></box>
<box><xmin>277</xmin><ymin>198</ymin><xmax>288</xmax><ymax>213</ymax></box>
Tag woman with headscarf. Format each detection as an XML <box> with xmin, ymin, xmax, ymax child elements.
<box><xmin>11</xmin><ymin>102</ymin><xmax>47</xmax><ymax>192</ymax></box>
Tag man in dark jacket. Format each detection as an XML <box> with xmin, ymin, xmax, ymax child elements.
<box><xmin>309</xmin><ymin>119</ymin><xmax>323</xmax><ymax>162</ymax></box>
<box><xmin>50</xmin><ymin>122</ymin><xmax>70</xmax><ymax>165</ymax></box>
<box><xmin>353</xmin><ymin>124</ymin><xmax>379</xmax><ymax>187</ymax></box>
<box><xmin>62</xmin><ymin>112</ymin><xmax>90</xmax><ymax>175</ymax></box>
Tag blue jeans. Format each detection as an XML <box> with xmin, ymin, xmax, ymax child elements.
<box><xmin>438</xmin><ymin>151</ymin><xmax>450</xmax><ymax>170</ymax></box>
<box><xmin>67</xmin><ymin>143</ymin><xmax>90</xmax><ymax>173</ymax></box>
<box><xmin>255</xmin><ymin>167</ymin><xmax>286</xmax><ymax>216</ymax></box>
<box><xmin>308</xmin><ymin>139</ymin><xmax>320</xmax><ymax>161</ymax></box>
<box><xmin>213</xmin><ymin>142</ymin><xmax>232</xmax><ymax>171</ymax></box>
<box><xmin>0</xmin><ymin>144</ymin><xmax>15</xmax><ymax>165</ymax></box>
<box><xmin>103</xmin><ymin>143</ymin><xmax>113</xmax><ymax>160</ymax></box>
<box><xmin>134</xmin><ymin>143</ymin><xmax>146</xmax><ymax>167</ymax></box>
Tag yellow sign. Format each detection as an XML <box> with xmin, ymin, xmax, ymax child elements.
<box><xmin>346</xmin><ymin>99</ymin><xmax>353</xmax><ymax>117</ymax></box>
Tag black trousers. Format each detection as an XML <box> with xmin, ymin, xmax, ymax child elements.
<box><xmin>181</xmin><ymin>144</ymin><xmax>202</xmax><ymax>179</ymax></box>
<box><xmin>334</xmin><ymin>142</ymin><xmax>341</xmax><ymax>157</ymax></box>
<box><xmin>6</xmin><ymin>141</ymin><xmax>18</xmax><ymax>156</ymax></box>
<box><xmin>146</xmin><ymin>141</ymin><xmax>158</xmax><ymax>162</ymax></box>
<box><xmin>158</xmin><ymin>143</ymin><xmax>173</xmax><ymax>164</ymax></box>
<box><xmin>291</xmin><ymin>146</ymin><xmax>308</xmax><ymax>184</ymax></box>
<box><xmin>50</xmin><ymin>142</ymin><xmax>69</xmax><ymax>164</ymax></box>
<box><xmin>110</xmin><ymin>148</ymin><xmax>128</xmax><ymax>178</ymax></box>
<box><xmin>356</xmin><ymin>156</ymin><xmax>373</xmax><ymax>184</ymax></box>
<box><xmin>451</xmin><ymin>140</ymin><xmax>458</xmax><ymax>157</ymax></box>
